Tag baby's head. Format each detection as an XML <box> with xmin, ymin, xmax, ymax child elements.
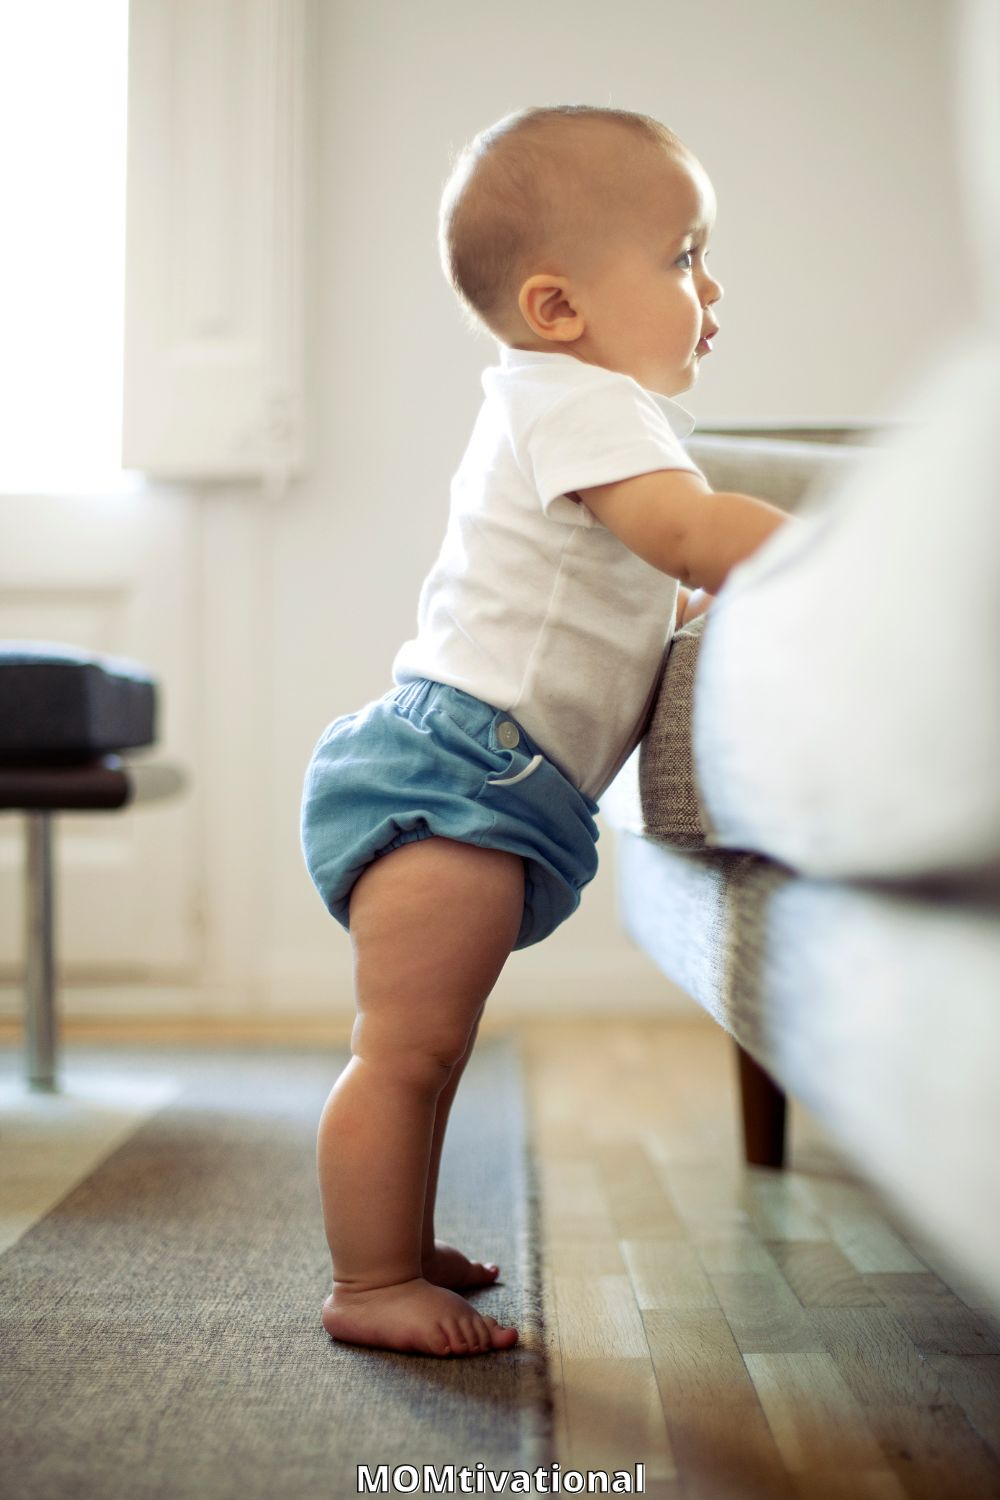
<box><xmin>440</xmin><ymin>105</ymin><xmax>723</xmax><ymax>399</ymax></box>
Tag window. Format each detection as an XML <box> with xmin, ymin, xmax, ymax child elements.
<box><xmin>0</xmin><ymin>1</ymin><xmax>136</xmax><ymax>493</ymax></box>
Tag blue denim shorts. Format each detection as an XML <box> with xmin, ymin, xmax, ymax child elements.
<box><xmin>300</xmin><ymin>677</ymin><xmax>601</xmax><ymax>951</ymax></box>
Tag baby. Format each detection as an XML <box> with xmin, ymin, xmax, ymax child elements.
<box><xmin>300</xmin><ymin>105</ymin><xmax>790</xmax><ymax>1358</ymax></box>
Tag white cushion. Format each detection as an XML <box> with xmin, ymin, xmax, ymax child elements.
<box><xmin>693</xmin><ymin>333</ymin><xmax>1000</xmax><ymax>880</ymax></box>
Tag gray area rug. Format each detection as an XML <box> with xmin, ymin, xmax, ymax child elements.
<box><xmin>1</xmin><ymin>1036</ymin><xmax>553</xmax><ymax>1498</ymax></box>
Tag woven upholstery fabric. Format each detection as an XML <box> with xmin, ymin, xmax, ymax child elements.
<box><xmin>684</xmin><ymin>433</ymin><xmax>866</xmax><ymax>514</ymax></box>
<box><xmin>638</xmin><ymin>613</ymin><xmax>711</xmax><ymax>847</ymax></box>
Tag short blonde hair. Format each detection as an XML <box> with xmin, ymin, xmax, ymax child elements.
<box><xmin>439</xmin><ymin>105</ymin><xmax>685</xmax><ymax>338</ymax></box>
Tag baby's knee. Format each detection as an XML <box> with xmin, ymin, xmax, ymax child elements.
<box><xmin>352</xmin><ymin>1013</ymin><xmax>473</xmax><ymax>1089</ymax></box>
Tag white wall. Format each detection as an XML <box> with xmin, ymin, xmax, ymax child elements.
<box><xmin>232</xmin><ymin>0</ymin><xmax>973</xmax><ymax>1022</ymax></box>
<box><xmin>0</xmin><ymin>0</ymin><xmax>977</xmax><ymax>1032</ymax></box>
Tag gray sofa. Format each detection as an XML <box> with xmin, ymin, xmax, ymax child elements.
<box><xmin>603</xmin><ymin>416</ymin><xmax>1000</xmax><ymax>1316</ymax></box>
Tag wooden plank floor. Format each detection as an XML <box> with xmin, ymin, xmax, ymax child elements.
<box><xmin>3</xmin><ymin>1014</ymin><xmax>998</xmax><ymax>1496</ymax></box>
<box><xmin>519</xmin><ymin>1018</ymin><xmax>1000</xmax><ymax>1500</ymax></box>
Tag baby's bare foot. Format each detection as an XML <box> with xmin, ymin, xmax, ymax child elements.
<box><xmin>423</xmin><ymin>1240</ymin><xmax>500</xmax><ymax>1289</ymax></box>
<box><xmin>322</xmin><ymin>1275</ymin><xmax>519</xmax><ymax>1357</ymax></box>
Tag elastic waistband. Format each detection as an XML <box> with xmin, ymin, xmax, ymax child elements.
<box><xmin>390</xmin><ymin>677</ymin><xmax>545</xmax><ymax>753</ymax></box>
<box><xmin>391</xmin><ymin>677</ymin><xmax>500</xmax><ymax>721</ymax></box>
<box><xmin>390</xmin><ymin>678</ymin><xmax>438</xmax><ymax>714</ymax></box>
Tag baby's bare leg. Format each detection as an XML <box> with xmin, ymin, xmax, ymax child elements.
<box><xmin>317</xmin><ymin>835</ymin><xmax>524</xmax><ymax>1356</ymax></box>
<box><xmin>421</xmin><ymin>1011</ymin><xmax>503</xmax><ymax>1289</ymax></box>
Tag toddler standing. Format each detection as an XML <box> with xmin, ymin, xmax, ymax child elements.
<box><xmin>300</xmin><ymin>105</ymin><xmax>790</xmax><ymax>1357</ymax></box>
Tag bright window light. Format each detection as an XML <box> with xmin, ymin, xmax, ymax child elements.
<box><xmin>0</xmin><ymin>1</ymin><xmax>133</xmax><ymax>494</ymax></box>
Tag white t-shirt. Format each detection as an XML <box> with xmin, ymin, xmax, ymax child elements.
<box><xmin>391</xmin><ymin>345</ymin><xmax>705</xmax><ymax>802</ymax></box>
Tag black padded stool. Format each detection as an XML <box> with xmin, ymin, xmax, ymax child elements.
<box><xmin>0</xmin><ymin>643</ymin><xmax>167</xmax><ymax>1092</ymax></box>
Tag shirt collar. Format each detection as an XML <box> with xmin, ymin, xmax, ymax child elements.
<box><xmin>496</xmin><ymin>344</ymin><xmax>697</xmax><ymax>439</ymax></box>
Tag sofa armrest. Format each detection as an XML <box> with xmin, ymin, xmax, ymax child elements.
<box><xmin>636</xmin><ymin>612</ymin><xmax>714</xmax><ymax>849</ymax></box>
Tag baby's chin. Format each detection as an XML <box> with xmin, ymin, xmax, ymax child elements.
<box><xmin>653</xmin><ymin>372</ymin><xmax>697</xmax><ymax>401</ymax></box>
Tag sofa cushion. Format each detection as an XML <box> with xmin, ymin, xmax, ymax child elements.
<box><xmin>0</xmin><ymin>642</ymin><xmax>156</xmax><ymax>763</ymax></box>
<box><xmin>692</xmin><ymin>335</ymin><xmax>1000</xmax><ymax>881</ymax></box>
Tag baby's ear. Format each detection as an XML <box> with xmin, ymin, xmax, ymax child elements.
<box><xmin>516</xmin><ymin>275</ymin><xmax>585</xmax><ymax>344</ymax></box>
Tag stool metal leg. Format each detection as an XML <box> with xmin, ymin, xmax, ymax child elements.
<box><xmin>26</xmin><ymin>812</ymin><xmax>58</xmax><ymax>1092</ymax></box>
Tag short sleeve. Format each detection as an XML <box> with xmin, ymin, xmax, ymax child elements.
<box><xmin>522</xmin><ymin>373</ymin><xmax>704</xmax><ymax>526</ymax></box>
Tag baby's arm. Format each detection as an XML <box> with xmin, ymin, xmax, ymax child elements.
<box><xmin>576</xmin><ymin>470</ymin><xmax>789</xmax><ymax>596</ymax></box>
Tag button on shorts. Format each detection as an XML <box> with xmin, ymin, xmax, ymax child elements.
<box><xmin>300</xmin><ymin>677</ymin><xmax>601</xmax><ymax>951</ymax></box>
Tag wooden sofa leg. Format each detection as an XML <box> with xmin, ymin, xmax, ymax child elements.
<box><xmin>735</xmin><ymin>1042</ymin><xmax>787</xmax><ymax>1168</ymax></box>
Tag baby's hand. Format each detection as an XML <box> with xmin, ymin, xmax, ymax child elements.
<box><xmin>679</xmin><ymin>587</ymin><xmax>713</xmax><ymax>626</ymax></box>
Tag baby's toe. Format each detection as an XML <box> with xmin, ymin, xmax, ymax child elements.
<box><xmin>488</xmin><ymin>1319</ymin><xmax>519</xmax><ymax>1349</ymax></box>
<box><xmin>454</xmin><ymin>1315</ymin><xmax>474</xmax><ymax>1352</ymax></box>
<box><xmin>431</xmin><ymin>1322</ymin><xmax>453</xmax><ymax>1357</ymax></box>
<box><xmin>444</xmin><ymin>1317</ymin><xmax>469</xmax><ymax>1354</ymax></box>
<box><xmin>464</xmin><ymin>1315</ymin><xmax>489</xmax><ymax>1352</ymax></box>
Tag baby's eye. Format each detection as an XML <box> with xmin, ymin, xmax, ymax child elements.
<box><xmin>675</xmin><ymin>246</ymin><xmax>710</xmax><ymax>271</ymax></box>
